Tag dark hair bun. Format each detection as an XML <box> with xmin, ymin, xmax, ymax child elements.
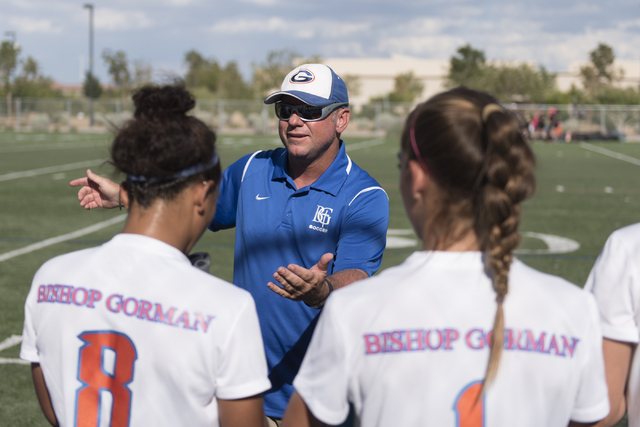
<box><xmin>132</xmin><ymin>84</ymin><xmax>195</xmax><ymax>120</ymax></box>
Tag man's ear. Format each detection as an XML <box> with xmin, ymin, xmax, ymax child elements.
<box><xmin>334</xmin><ymin>108</ymin><xmax>350</xmax><ymax>134</ymax></box>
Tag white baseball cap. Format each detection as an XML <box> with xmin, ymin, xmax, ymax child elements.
<box><xmin>264</xmin><ymin>64</ymin><xmax>349</xmax><ymax>106</ymax></box>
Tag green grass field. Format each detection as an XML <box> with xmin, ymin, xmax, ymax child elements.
<box><xmin>1</xmin><ymin>131</ymin><xmax>638</xmax><ymax>426</ymax></box>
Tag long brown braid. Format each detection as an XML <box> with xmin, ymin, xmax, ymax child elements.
<box><xmin>402</xmin><ymin>87</ymin><xmax>536</xmax><ymax>391</ymax></box>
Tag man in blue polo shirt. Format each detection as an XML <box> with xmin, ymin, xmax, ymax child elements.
<box><xmin>211</xmin><ymin>64</ymin><xmax>389</xmax><ymax>422</ymax></box>
<box><xmin>70</xmin><ymin>67</ymin><xmax>389</xmax><ymax>422</ymax></box>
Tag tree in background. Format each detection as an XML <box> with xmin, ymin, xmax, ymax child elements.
<box><xmin>361</xmin><ymin>72</ymin><xmax>424</xmax><ymax>121</ymax></box>
<box><xmin>580</xmin><ymin>43</ymin><xmax>625</xmax><ymax>98</ymax></box>
<box><xmin>0</xmin><ymin>40</ymin><xmax>20</xmax><ymax>119</ymax></box>
<box><xmin>589</xmin><ymin>43</ymin><xmax>617</xmax><ymax>82</ymax></box>
<box><xmin>447</xmin><ymin>44</ymin><xmax>486</xmax><ymax>87</ymax></box>
<box><xmin>132</xmin><ymin>59</ymin><xmax>153</xmax><ymax>88</ymax></box>
<box><xmin>250</xmin><ymin>50</ymin><xmax>323</xmax><ymax>98</ymax></box>
<box><xmin>184</xmin><ymin>50</ymin><xmax>221</xmax><ymax>93</ymax></box>
<box><xmin>342</xmin><ymin>75</ymin><xmax>362</xmax><ymax>98</ymax></box>
<box><xmin>252</xmin><ymin>49</ymin><xmax>299</xmax><ymax>98</ymax></box>
<box><xmin>481</xmin><ymin>63</ymin><xmax>556</xmax><ymax>103</ymax></box>
<box><xmin>445</xmin><ymin>44</ymin><xmax>556</xmax><ymax>103</ymax></box>
<box><xmin>83</xmin><ymin>71</ymin><xmax>102</xmax><ymax>99</ymax></box>
<box><xmin>102</xmin><ymin>49</ymin><xmax>131</xmax><ymax>99</ymax></box>
<box><xmin>12</xmin><ymin>56</ymin><xmax>62</xmax><ymax>98</ymax></box>
<box><xmin>217</xmin><ymin>61</ymin><xmax>252</xmax><ymax>99</ymax></box>
<box><xmin>183</xmin><ymin>50</ymin><xmax>253</xmax><ymax>99</ymax></box>
<box><xmin>388</xmin><ymin>72</ymin><xmax>424</xmax><ymax>103</ymax></box>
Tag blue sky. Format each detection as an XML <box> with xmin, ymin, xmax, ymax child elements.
<box><xmin>2</xmin><ymin>0</ymin><xmax>639</xmax><ymax>84</ymax></box>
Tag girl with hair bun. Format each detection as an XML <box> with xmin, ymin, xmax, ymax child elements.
<box><xmin>20</xmin><ymin>84</ymin><xmax>270</xmax><ymax>427</ymax></box>
<box><xmin>282</xmin><ymin>87</ymin><xmax>609</xmax><ymax>427</ymax></box>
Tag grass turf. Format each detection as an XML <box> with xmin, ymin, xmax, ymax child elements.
<box><xmin>1</xmin><ymin>132</ymin><xmax>638</xmax><ymax>426</ymax></box>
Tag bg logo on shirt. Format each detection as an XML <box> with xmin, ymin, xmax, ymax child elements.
<box><xmin>310</xmin><ymin>205</ymin><xmax>333</xmax><ymax>233</ymax></box>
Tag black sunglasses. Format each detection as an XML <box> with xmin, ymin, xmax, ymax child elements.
<box><xmin>275</xmin><ymin>102</ymin><xmax>348</xmax><ymax>122</ymax></box>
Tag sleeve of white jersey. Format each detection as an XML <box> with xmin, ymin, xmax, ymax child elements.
<box><xmin>215</xmin><ymin>296</ymin><xmax>271</xmax><ymax>400</ymax></box>
<box><xmin>570</xmin><ymin>294</ymin><xmax>610</xmax><ymax>423</ymax></box>
<box><xmin>20</xmin><ymin>274</ymin><xmax>41</xmax><ymax>363</ymax></box>
<box><xmin>293</xmin><ymin>297</ymin><xmax>351</xmax><ymax>426</ymax></box>
<box><xmin>584</xmin><ymin>231</ymin><xmax>640</xmax><ymax>343</ymax></box>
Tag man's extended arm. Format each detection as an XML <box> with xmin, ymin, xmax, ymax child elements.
<box><xmin>268</xmin><ymin>185</ymin><xmax>388</xmax><ymax>306</ymax></box>
<box><xmin>268</xmin><ymin>253</ymin><xmax>368</xmax><ymax>307</ymax></box>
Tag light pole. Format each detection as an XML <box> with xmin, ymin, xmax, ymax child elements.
<box><xmin>83</xmin><ymin>3</ymin><xmax>94</xmax><ymax>127</ymax></box>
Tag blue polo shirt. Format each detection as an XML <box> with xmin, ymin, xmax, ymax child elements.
<box><xmin>211</xmin><ymin>141</ymin><xmax>389</xmax><ymax>417</ymax></box>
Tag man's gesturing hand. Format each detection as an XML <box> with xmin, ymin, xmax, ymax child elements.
<box><xmin>268</xmin><ymin>253</ymin><xmax>334</xmax><ymax>306</ymax></box>
<box><xmin>70</xmin><ymin>169</ymin><xmax>121</xmax><ymax>210</ymax></box>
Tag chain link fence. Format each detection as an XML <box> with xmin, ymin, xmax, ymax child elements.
<box><xmin>1</xmin><ymin>97</ymin><xmax>639</xmax><ymax>141</ymax></box>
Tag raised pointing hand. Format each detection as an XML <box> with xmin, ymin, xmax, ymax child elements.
<box><xmin>69</xmin><ymin>169</ymin><xmax>121</xmax><ymax>210</ymax></box>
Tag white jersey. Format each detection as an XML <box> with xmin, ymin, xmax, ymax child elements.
<box><xmin>21</xmin><ymin>234</ymin><xmax>270</xmax><ymax>427</ymax></box>
<box><xmin>294</xmin><ymin>251</ymin><xmax>608</xmax><ymax>427</ymax></box>
<box><xmin>585</xmin><ymin>222</ymin><xmax>640</xmax><ymax>426</ymax></box>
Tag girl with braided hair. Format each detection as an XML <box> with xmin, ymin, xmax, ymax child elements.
<box><xmin>282</xmin><ymin>87</ymin><xmax>608</xmax><ymax>427</ymax></box>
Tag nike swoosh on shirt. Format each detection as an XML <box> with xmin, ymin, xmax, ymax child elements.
<box><xmin>256</xmin><ymin>195</ymin><xmax>269</xmax><ymax>200</ymax></box>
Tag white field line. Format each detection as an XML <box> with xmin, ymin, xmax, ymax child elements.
<box><xmin>579</xmin><ymin>142</ymin><xmax>640</xmax><ymax>166</ymax></box>
<box><xmin>0</xmin><ymin>358</ymin><xmax>30</xmax><ymax>365</ymax></box>
<box><xmin>0</xmin><ymin>214</ymin><xmax>126</xmax><ymax>263</ymax></box>
<box><xmin>0</xmin><ymin>141</ymin><xmax>107</xmax><ymax>153</ymax></box>
<box><xmin>0</xmin><ymin>335</ymin><xmax>22</xmax><ymax>352</ymax></box>
<box><xmin>0</xmin><ymin>159</ymin><xmax>106</xmax><ymax>182</ymax></box>
<box><xmin>0</xmin><ymin>335</ymin><xmax>28</xmax><ymax>365</ymax></box>
<box><xmin>0</xmin><ymin>134</ymin><xmax>95</xmax><ymax>143</ymax></box>
<box><xmin>346</xmin><ymin>138</ymin><xmax>386</xmax><ymax>152</ymax></box>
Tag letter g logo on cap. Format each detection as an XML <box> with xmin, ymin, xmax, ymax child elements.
<box><xmin>290</xmin><ymin>69</ymin><xmax>315</xmax><ymax>84</ymax></box>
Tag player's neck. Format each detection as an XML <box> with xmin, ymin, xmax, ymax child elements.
<box><xmin>422</xmin><ymin>228</ymin><xmax>480</xmax><ymax>252</ymax></box>
<box><xmin>122</xmin><ymin>200</ymin><xmax>197</xmax><ymax>254</ymax></box>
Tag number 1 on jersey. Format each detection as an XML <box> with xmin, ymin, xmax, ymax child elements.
<box><xmin>453</xmin><ymin>380</ymin><xmax>484</xmax><ymax>427</ymax></box>
<box><xmin>76</xmin><ymin>331</ymin><xmax>137</xmax><ymax>427</ymax></box>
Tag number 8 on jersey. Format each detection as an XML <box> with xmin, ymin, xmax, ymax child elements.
<box><xmin>75</xmin><ymin>331</ymin><xmax>137</xmax><ymax>427</ymax></box>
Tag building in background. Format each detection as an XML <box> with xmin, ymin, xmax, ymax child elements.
<box><xmin>324</xmin><ymin>55</ymin><xmax>448</xmax><ymax>109</ymax></box>
<box><xmin>324</xmin><ymin>56</ymin><xmax>640</xmax><ymax>109</ymax></box>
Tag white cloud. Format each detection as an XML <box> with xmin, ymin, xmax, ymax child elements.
<box><xmin>400</xmin><ymin>17</ymin><xmax>469</xmax><ymax>35</ymax></box>
<box><xmin>162</xmin><ymin>0</ymin><xmax>201</xmax><ymax>5</ymax></box>
<box><xmin>9</xmin><ymin>0</ymin><xmax>78</xmax><ymax>12</ymax></box>
<box><xmin>9</xmin><ymin>0</ymin><xmax>43</xmax><ymax>9</ymax></box>
<box><xmin>445</xmin><ymin>5</ymin><xmax>483</xmax><ymax>16</ymax></box>
<box><xmin>113</xmin><ymin>0</ymin><xmax>202</xmax><ymax>5</ymax></box>
<box><xmin>94</xmin><ymin>8</ymin><xmax>153</xmax><ymax>31</ymax></box>
<box><xmin>354</xmin><ymin>13</ymin><xmax>640</xmax><ymax>72</ymax></box>
<box><xmin>8</xmin><ymin>17</ymin><xmax>61</xmax><ymax>34</ymax></box>
<box><xmin>568</xmin><ymin>3</ymin><xmax>601</xmax><ymax>14</ymax></box>
<box><xmin>237</xmin><ymin>0</ymin><xmax>279</xmax><ymax>5</ymax></box>
<box><xmin>324</xmin><ymin>41</ymin><xmax>367</xmax><ymax>57</ymax></box>
<box><xmin>210</xmin><ymin>17</ymin><xmax>370</xmax><ymax>39</ymax></box>
<box><xmin>376</xmin><ymin>34</ymin><xmax>466</xmax><ymax>59</ymax></box>
<box><xmin>619</xmin><ymin>19</ymin><xmax>640</xmax><ymax>31</ymax></box>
